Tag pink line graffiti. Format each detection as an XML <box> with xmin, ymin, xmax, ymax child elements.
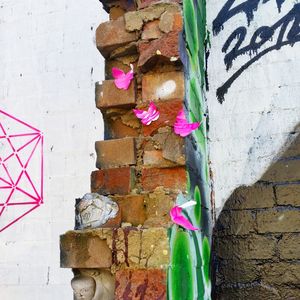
<box><xmin>0</xmin><ymin>109</ymin><xmax>44</xmax><ymax>232</ymax></box>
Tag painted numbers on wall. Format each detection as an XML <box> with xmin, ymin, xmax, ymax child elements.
<box><xmin>213</xmin><ymin>0</ymin><xmax>300</xmax><ymax>103</ymax></box>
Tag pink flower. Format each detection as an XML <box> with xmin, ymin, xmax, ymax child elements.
<box><xmin>133</xmin><ymin>101</ymin><xmax>160</xmax><ymax>125</ymax></box>
<box><xmin>170</xmin><ymin>203</ymin><xmax>199</xmax><ymax>231</ymax></box>
<box><xmin>112</xmin><ymin>64</ymin><xmax>134</xmax><ymax>90</ymax></box>
<box><xmin>174</xmin><ymin>109</ymin><xmax>200</xmax><ymax>137</ymax></box>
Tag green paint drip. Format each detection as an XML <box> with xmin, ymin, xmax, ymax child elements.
<box><xmin>194</xmin><ymin>186</ymin><xmax>202</xmax><ymax>224</ymax></box>
<box><xmin>202</xmin><ymin>236</ymin><xmax>211</xmax><ymax>284</ymax></box>
<box><xmin>170</xmin><ymin>229</ymin><xmax>194</xmax><ymax>299</ymax></box>
<box><xmin>168</xmin><ymin>0</ymin><xmax>212</xmax><ymax>298</ymax></box>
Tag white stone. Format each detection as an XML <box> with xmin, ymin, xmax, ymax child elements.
<box><xmin>75</xmin><ymin>193</ymin><xmax>119</xmax><ymax>229</ymax></box>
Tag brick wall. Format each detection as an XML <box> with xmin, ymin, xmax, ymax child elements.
<box><xmin>58</xmin><ymin>1</ymin><xmax>300</xmax><ymax>299</ymax></box>
<box><xmin>60</xmin><ymin>0</ymin><xmax>188</xmax><ymax>298</ymax></box>
<box><xmin>213</xmin><ymin>129</ymin><xmax>300</xmax><ymax>299</ymax></box>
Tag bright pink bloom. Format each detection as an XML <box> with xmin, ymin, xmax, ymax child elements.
<box><xmin>112</xmin><ymin>65</ymin><xmax>134</xmax><ymax>90</ymax></box>
<box><xmin>170</xmin><ymin>206</ymin><xmax>199</xmax><ymax>231</ymax></box>
<box><xmin>133</xmin><ymin>101</ymin><xmax>160</xmax><ymax>125</ymax></box>
<box><xmin>174</xmin><ymin>109</ymin><xmax>200</xmax><ymax>137</ymax></box>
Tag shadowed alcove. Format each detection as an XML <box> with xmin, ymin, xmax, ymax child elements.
<box><xmin>212</xmin><ymin>125</ymin><xmax>300</xmax><ymax>299</ymax></box>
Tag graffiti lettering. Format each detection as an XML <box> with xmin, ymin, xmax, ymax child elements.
<box><xmin>213</xmin><ymin>1</ymin><xmax>300</xmax><ymax>103</ymax></box>
<box><xmin>213</xmin><ymin>0</ymin><xmax>286</xmax><ymax>35</ymax></box>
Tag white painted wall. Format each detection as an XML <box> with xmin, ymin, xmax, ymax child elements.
<box><xmin>0</xmin><ymin>1</ymin><xmax>107</xmax><ymax>299</ymax></box>
<box><xmin>207</xmin><ymin>1</ymin><xmax>300</xmax><ymax>214</ymax></box>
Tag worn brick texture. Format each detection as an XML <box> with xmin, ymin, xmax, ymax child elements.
<box><xmin>115</xmin><ymin>269</ymin><xmax>167</xmax><ymax>299</ymax></box>
<box><xmin>60</xmin><ymin>1</ymin><xmax>187</xmax><ymax>298</ymax></box>
<box><xmin>213</xmin><ymin>133</ymin><xmax>300</xmax><ymax>299</ymax></box>
<box><xmin>60</xmin><ymin>227</ymin><xmax>169</xmax><ymax>271</ymax></box>
<box><xmin>95</xmin><ymin>137</ymin><xmax>136</xmax><ymax>169</ymax></box>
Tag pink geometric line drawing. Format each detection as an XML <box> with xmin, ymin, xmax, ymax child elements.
<box><xmin>0</xmin><ymin>109</ymin><xmax>44</xmax><ymax>233</ymax></box>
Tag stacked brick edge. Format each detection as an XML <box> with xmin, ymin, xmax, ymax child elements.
<box><xmin>60</xmin><ymin>0</ymin><xmax>187</xmax><ymax>298</ymax></box>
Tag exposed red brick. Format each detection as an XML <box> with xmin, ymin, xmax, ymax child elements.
<box><xmin>143</xmin><ymin>149</ymin><xmax>165</xmax><ymax>166</ymax></box>
<box><xmin>107</xmin><ymin>118</ymin><xmax>140</xmax><ymax>139</ymax></box>
<box><xmin>95</xmin><ymin>80</ymin><xmax>136</xmax><ymax>110</ymax></box>
<box><xmin>113</xmin><ymin>194</ymin><xmax>146</xmax><ymax>226</ymax></box>
<box><xmin>95</xmin><ymin>137</ymin><xmax>136</xmax><ymax>169</ymax></box>
<box><xmin>138</xmin><ymin>31</ymin><xmax>181</xmax><ymax>72</ymax></box>
<box><xmin>141</xmin><ymin>100</ymin><xmax>183</xmax><ymax>136</ymax></box>
<box><xmin>142</xmin><ymin>133</ymin><xmax>185</xmax><ymax>167</ymax></box>
<box><xmin>91</xmin><ymin>167</ymin><xmax>135</xmax><ymax>195</ymax></box>
<box><xmin>159</xmin><ymin>11</ymin><xmax>183</xmax><ymax>33</ymax></box>
<box><xmin>115</xmin><ymin>269</ymin><xmax>167</xmax><ymax>300</ymax></box>
<box><xmin>96</xmin><ymin>17</ymin><xmax>138</xmax><ymax>58</ymax></box>
<box><xmin>142</xmin><ymin>71</ymin><xmax>184</xmax><ymax>101</ymax></box>
<box><xmin>172</xmin><ymin>12</ymin><xmax>183</xmax><ymax>31</ymax></box>
<box><xmin>142</xmin><ymin>20</ymin><xmax>163</xmax><ymax>40</ymax></box>
<box><xmin>142</xmin><ymin>167</ymin><xmax>187</xmax><ymax>191</ymax></box>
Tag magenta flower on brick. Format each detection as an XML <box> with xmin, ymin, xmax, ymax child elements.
<box><xmin>133</xmin><ymin>101</ymin><xmax>160</xmax><ymax>125</ymax></box>
<box><xmin>112</xmin><ymin>64</ymin><xmax>134</xmax><ymax>90</ymax></box>
<box><xmin>170</xmin><ymin>201</ymin><xmax>199</xmax><ymax>231</ymax></box>
<box><xmin>174</xmin><ymin>109</ymin><xmax>200</xmax><ymax>137</ymax></box>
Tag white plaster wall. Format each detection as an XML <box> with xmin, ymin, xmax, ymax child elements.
<box><xmin>0</xmin><ymin>1</ymin><xmax>107</xmax><ymax>299</ymax></box>
<box><xmin>207</xmin><ymin>1</ymin><xmax>300</xmax><ymax>214</ymax></box>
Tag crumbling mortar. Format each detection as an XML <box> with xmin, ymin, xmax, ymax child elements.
<box><xmin>124</xmin><ymin>3</ymin><xmax>181</xmax><ymax>32</ymax></box>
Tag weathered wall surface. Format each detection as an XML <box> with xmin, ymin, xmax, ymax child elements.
<box><xmin>0</xmin><ymin>1</ymin><xmax>106</xmax><ymax>299</ymax></box>
<box><xmin>207</xmin><ymin>0</ymin><xmax>300</xmax><ymax>213</ymax></box>
<box><xmin>208</xmin><ymin>1</ymin><xmax>300</xmax><ymax>298</ymax></box>
<box><xmin>213</xmin><ymin>133</ymin><xmax>300</xmax><ymax>299</ymax></box>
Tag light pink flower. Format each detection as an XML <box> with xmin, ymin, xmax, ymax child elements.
<box><xmin>133</xmin><ymin>101</ymin><xmax>160</xmax><ymax>125</ymax></box>
<box><xmin>170</xmin><ymin>202</ymin><xmax>199</xmax><ymax>231</ymax></box>
<box><xmin>174</xmin><ymin>109</ymin><xmax>200</xmax><ymax>137</ymax></box>
<box><xmin>112</xmin><ymin>64</ymin><xmax>134</xmax><ymax>90</ymax></box>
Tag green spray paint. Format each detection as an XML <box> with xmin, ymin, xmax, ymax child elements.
<box><xmin>167</xmin><ymin>0</ymin><xmax>211</xmax><ymax>299</ymax></box>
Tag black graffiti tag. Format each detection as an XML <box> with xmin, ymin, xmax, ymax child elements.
<box><xmin>213</xmin><ymin>0</ymin><xmax>300</xmax><ymax>103</ymax></box>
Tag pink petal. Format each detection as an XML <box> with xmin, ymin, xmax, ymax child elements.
<box><xmin>148</xmin><ymin>101</ymin><xmax>157</xmax><ymax>113</ymax></box>
<box><xmin>176</xmin><ymin>109</ymin><xmax>186</xmax><ymax>121</ymax></box>
<box><xmin>141</xmin><ymin>111</ymin><xmax>159</xmax><ymax>125</ymax></box>
<box><xmin>173</xmin><ymin>109</ymin><xmax>201</xmax><ymax>137</ymax></box>
<box><xmin>112</xmin><ymin>67</ymin><xmax>125</xmax><ymax>79</ymax></box>
<box><xmin>151</xmin><ymin>111</ymin><xmax>160</xmax><ymax>121</ymax></box>
<box><xmin>170</xmin><ymin>206</ymin><xmax>199</xmax><ymax>231</ymax></box>
<box><xmin>133</xmin><ymin>102</ymin><xmax>160</xmax><ymax>125</ymax></box>
<box><xmin>113</xmin><ymin>69</ymin><xmax>134</xmax><ymax>90</ymax></box>
<box><xmin>133</xmin><ymin>109</ymin><xmax>148</xmax><ymax>119</ymax></box>
<box><xmin>114</xmin><ymin>72</ymin><xmax>134</xmax><ymax>90</ymax></box>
